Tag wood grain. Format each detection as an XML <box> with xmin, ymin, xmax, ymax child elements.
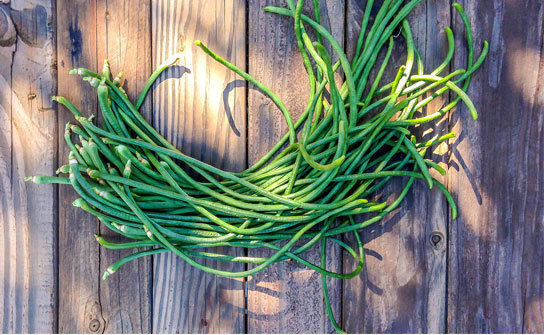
<box><xmin>1</xmin><ymin>0</ymin><xmax>544</xmax><ymax>333</ymax></box>
<box><xmin>246</xmin><ymin>1</ymin><xmax>344</xmax><ymax>333</ymax></box>
<box><xmin>150</xmin><ymin>0</ymin><xmax>246</xmax><ymax>332</ymax></box>
<box><xmin>447</xmin><ymin>0</ymin><xmax>544</xmax><ymax>332</ymax></box>
<box><xmin>0</xmin><ymin>0</ymin><xmax>57</xmax><ymax>332</ymax></box>
<box><xmin>343</xmin><ymin>0</ymin><xmax>451</xmax><ymax>332</ymax></box>
<box><xmin>57</xmin><ymin>1</ymin><xmax>153</xmax><ymax>332</ymax></box>
<box><xmin>56</xmin><ymin>0</ymin><xmax>103</xmax><ymax>332</ymax></box>
<box><xmin>95</xmin><ymin>0</ymin><xmax>152</xmax><ymax>333</ymax></box>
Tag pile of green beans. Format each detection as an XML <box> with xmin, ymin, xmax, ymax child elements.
<box><xmin>27</xmin><ymin>0</ymin><xmax>487</xmax><ymax>332</ymax></box>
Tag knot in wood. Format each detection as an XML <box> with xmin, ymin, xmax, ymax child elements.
<box><xmin>429</xmin><ymin>231</ymin><xmax>445</xmax><ymax>250</ymax></box>
<box><xmin>88</xmin><ymin>319</ymin><xmax>101</xmax><ymax>333</ymax></box>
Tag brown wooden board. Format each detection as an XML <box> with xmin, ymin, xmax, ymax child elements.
<box><xmin>150</xmin><ymin>0</ymin><xmax>246</xmax><ymax>332</ymax></box>
<box><xmin>1</xmin><ymin>0</ymin><xmax>544</xmax><ymax>333</ymax></box>
<box><xmin>57</xmin><ymin>0</ymin><xmax>152</xmax><ymax>332</ymax></box>
<box><xmin>246</xmin><ymin>1</ymin><xmax>344</xmax><ymax>333</ymax></box>
<box><xmin>56</xmin><ymin>0</ymin><xmax>102</xmax><ymax>332</ymax></box>
<box><xmin>342</xmin><ymin>1</ymin><xmax>452</xmax><ymax>332</ymax></box>
<box><xmin>0</xmin><ymin>0</ymin><xmax>57</xmax><ymax>332</ymax></box>
<box><xmin>448</xmin><ymin>0</ymin><xmax>544</xmax><ymax>332</ymax></box>
<box><xmin>95</xmin><ymin>0</ymin><xmax>153</xmax><ymax>333</ymax></box>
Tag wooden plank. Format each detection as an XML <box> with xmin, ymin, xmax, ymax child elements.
<box><xmin>0</xmin><ymin>1</ymin><xmax>57</xmax><ymax>332</ymax></box>
<box><xmin>448</xmin><ymin>0</ymin><xmax>544</xmax><ymax>332</ymax></box>
<box><xmin>343</xmin><ymin>0</ymin><xmax>451</xmax><ymax>332</ymax></box>
<box><xmin>95</xmin><ymin>0</ymin><xmax>152</xmax><ymax>333</ymax></box>
<box><xmin>246</xmin><ymin>1</ymin><xmax>344</xmax><ymax>333</ymax></box>
<box><xmin>150</xmin><ymin>0</ymin><xmax>246</xmax><ymax>332</ymax></box>
<box><xmin>56</xmin><ymin>1</ymin><xmax>103</xmax><ymax>332</ymax></box>
<box><xmin>58</xmin><ymin>0</ymin><xmax>153</xmax><ymax>332</ymax></box>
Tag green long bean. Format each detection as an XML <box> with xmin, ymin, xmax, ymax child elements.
<box><xmin>27</xmin><ymin>1</ymin><xmax>487</xmax><ymax>332</ymax></box>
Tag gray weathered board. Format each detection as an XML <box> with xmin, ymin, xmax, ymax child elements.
<box><xmin>0</xmin><ymin>0</ymin><xmax>542</xmax><ymax>333</ymax></box>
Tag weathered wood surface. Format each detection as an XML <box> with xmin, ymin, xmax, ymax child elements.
<box><xmin>151</xmin><ymin>0</ymin><xmax>246</xmax><ymax>333</ymax></box>
<box><xmin>57</xmin><ymin>0</ymin><xmax>102</xmax><ymax>331</ymax></box>
<box><xmin>343</xmin><ymin>0</ymin><xmax>451</xmax><ymax>333</ymax></box>
<box><xmin>95</xmin><ymin>1</ymin><xmax>153</xmax><ymax>333</ymax></box>
<box><xmin>247</xmin><ymin>1</ymin><xmax>344</xmax><ymax>333</ymax></box>
<box><xmin>57</xmin><ymin>0</ymin><xmax>152</xmax><ymax>333</ymax></box>
<box><xmin>0</xmin><ymin>0</ymin><xmax>57</xmax><ymax>333</ymax></box>
<box><xmin>448</xmin><ymin>0</ymin><xmax>544</xmax><ymax>333</ymax></box>
<box><xmin>0</xmin><ymin>0</ymin><xmax>543</xmax><ymax>333</ymax></box>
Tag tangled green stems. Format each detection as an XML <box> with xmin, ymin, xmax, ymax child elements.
<box><xmin>28</xmin><ymin>1</ymin><xmax>487</xmax><ymax>332</ymax></box>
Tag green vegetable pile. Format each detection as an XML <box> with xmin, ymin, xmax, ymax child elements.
<box><xmin>27</xmin><ymin>0</ymin><xmax>487</xmax><ymax>331</ymax></box>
